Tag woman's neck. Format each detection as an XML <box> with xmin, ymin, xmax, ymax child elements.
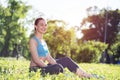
<box><xmin>35</xmin><ymin>32</ymin><xmax>43</xmax><ymax>40</ymax></box>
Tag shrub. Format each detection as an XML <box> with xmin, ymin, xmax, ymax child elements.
<box><xmin>110</xmin><ymin>42</ymin><xmax>120</xmax><ymax>63</ymax></box>
<box><xmin>74</xmin><ymin>41</ymin><xmax>107</xmax><ymax>63</ymax></box>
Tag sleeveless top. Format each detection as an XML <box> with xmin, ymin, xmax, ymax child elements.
<box><xmin>33</xmin><ymin>36</ymin><xmax>49</xmax><ymax>57</ymax></box>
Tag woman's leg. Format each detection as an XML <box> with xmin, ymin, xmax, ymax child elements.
<box><xmin>56</xmin><ymin>57</ymin><xmax>92</xmax><ymax>78</ymax></box>
<box><xmin>29</xmin><ymin>64</ymin><xmax>64</xmax><ymax>76</ymax></box>
<box><xmin>56</xmin><ymin>57</ymin><xmax>79</xmax><ymax>72</ymax></box>
<box><xmin>76</xmin><ymin>68</ymin><xmax>92</xmax><ymax>78</ymax></box>
<box><xmin>43</xmin><ymin>64</ymin><xmax>64</xmax><ymax>75</ymax></box>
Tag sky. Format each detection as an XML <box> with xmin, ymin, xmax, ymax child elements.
<box><xmin>26</xmin><ymin>0</ymin><xmax>120</xmax><ymax>26</ymax></box>
<box><xmin>1</xmin><ymin>0</ymin><xmax>120</xmax><ymax>38</ymax></box>
<box><xmin>25</xmin><ymin>0</ymin><xmax>120</xmax><ymax>38</ymax></box>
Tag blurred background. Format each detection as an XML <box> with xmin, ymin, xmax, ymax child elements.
<box><xmin>0</xmin><ymin>0</ymin><xmax>120</xmax><ymax>64</ymax></box>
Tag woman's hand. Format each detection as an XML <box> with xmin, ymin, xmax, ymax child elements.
<box><xmin>46</xmin><ymin>53</ymin><xmax>57</xmax><ymax>64</ymax></box>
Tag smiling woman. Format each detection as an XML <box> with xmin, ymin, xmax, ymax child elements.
<box><xmin>29</xmin><ymin>17</ymin><xmax>94</xmax><ymax>78</ymax></box>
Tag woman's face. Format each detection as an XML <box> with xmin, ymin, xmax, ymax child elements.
<box><xmin>35</xmin><ymin>19</ymin><xmax>47</xmax><ymax>34</ymax></box>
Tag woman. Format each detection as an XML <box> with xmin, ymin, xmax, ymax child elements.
<box><xmin>29</xmin><ymin>17</ymin><xmax>92</xmax><ymax>78</ymax></box>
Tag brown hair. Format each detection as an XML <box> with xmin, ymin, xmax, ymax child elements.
<box><xmin>34</xmin><ymin>18</ymin><xmax>44</xmax><ymax>30</ymax></box>
<box><xmin>34</xmin><ymin>18</ymin><xmax>44</xmax><ymax>25</ymax></box>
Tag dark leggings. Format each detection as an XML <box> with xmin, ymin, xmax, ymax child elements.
<box><xmin>29</xmin><ymin>57</ymin><xmax>79</xmax><ymax>75</ymax></box>
<box><xmin>56</xmin><ymin>57</ymin><xmax>79</xmax><ymax>73</ymax></box>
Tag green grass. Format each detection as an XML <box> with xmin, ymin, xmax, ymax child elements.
<box><xmin>0</xmin><ymin>57</ymin><xmax>120</xmax><ymax>80</ymax></box>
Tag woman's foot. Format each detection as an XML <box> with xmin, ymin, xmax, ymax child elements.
<box><xmin>83</xmin><ymin>73</ymin><xmax>92</xmax><ymax>78</ymax></box>
<box><xmin>76</xmin><ymin>68</ymin><xmax>92</xmax><ymax>78</ymax></box>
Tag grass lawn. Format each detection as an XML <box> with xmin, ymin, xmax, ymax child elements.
<box><xmin>0</xmin><ymin>57</ymin><xmax>120</xmax><ymax>80</ymax></box>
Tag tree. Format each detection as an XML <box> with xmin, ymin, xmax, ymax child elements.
<box><xmin>80</xmin><ymin>7</ymin><xmax>120</xmax><ymax>63</ymax></box>
<box><xmin>0</xmin><ymin>0</ymin><xmax>31</xmax><ymax>57</ymax></box>
<box><xmin>81</xmin><ymin>7</ymin><xmax>120</xmax><ymax>46</ymax></box>
<box><xmin>44</xmin><ymin>19</ymin><xmax>76</xmax><ymax>58</ymax></box>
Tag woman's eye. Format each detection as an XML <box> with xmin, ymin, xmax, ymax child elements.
<box><xmin>39</xmin><ymin>24</ymin><xmax>46</xmax><ymax>26</ymax></box>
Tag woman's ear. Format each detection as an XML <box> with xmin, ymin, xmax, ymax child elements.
<box><xmin>34</xmin><ymin>25</ymin><xmax>37</xmax><ymax>30</ymax></box>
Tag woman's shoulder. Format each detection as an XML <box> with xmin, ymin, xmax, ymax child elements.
<box><xmin>29</xmin><ymin>36</ymin><xmax>37</xmax><ymax>44</ymax></box>
<box><xmin>29</xmin><ymin>37</ymin><xmax>38</xmax><ymax>48</ymax></box>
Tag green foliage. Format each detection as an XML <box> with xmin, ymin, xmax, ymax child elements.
<box><xmin>0</xmin><ymin>57</ymin><xmax>120</xmax><ymax>80</ymax></box>
<box><xmin>74</xmin><ymin>41</ymin><xmax>108</xmax><ymax>63</ymax></box>
<box><xmin>110</xmin><ymin>41</ymin><xmax>120</xmax><ymax>62</ymax></box>
<box><xmin>110</xmin><ymin>42</ymin><xmax>120</xmax><ymax>55</ymax></box>
<box><xmin>81</xmin><ymin>8</ymin><xmax>120</xmax><ymax>46</ymax></box>
<box><xmin>0</xmin><ymin>0</ymin><xmax>31</xmax><ymax>57</ymax></box>
<box><xmin>44</xmin><ymin>20</ymin><xmax>76</xmax><ymax>58</ymax></box>
<box><xmin>43</xmin><ymin>19</ymin><xmax>108</xmax><ymax>62</ymax></box>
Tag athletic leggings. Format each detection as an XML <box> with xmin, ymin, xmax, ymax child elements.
<box><xmin>29</xmin><ymin>57</ymin><xmax>79</xmax><ymax>75</ymax></box>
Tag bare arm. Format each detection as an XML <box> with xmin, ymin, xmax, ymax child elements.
<box><xmin>29</xmin><ymin>38</ymin><xmax>47</xmax><ymax>67</ymax></box>
<box><xmin>46</xmin><ymin>53</ymin><xmax>57</xmax><ymax>64</ymax></box>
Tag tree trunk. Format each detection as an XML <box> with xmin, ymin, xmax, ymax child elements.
<box><xmin>0</xmin><ymin>31</ymin><xmax>10</xmax><ymax>57</ymax></box>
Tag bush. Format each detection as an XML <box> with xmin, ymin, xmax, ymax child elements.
<box><xmin>110</xmin><ymin>42</ymin><xmax>120</xmax><ymax>63</ymax></box>
<box><xmin>110</xmin><ymin>42</ymin><xmax>120</xmax><ymax>56</ymax></box>
<box><xmin>76</xmin><ymin>46</ymin><xmax>99</xmax><ymax>63</ymax></box>
<box><xmin>74</xmin><ymin>41</ymin><xmax>107</xmax><ymax>63</ymax></box>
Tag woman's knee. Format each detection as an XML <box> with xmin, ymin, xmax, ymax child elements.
<box><xmin>63</xmin><ymin>56</ymin><xmax>72</xmax><ymax>62</ymax></box>
<box><xmin>54</xmin><ymin>64</ymin><xmax>64</xmax><ymax>73</ymax></box>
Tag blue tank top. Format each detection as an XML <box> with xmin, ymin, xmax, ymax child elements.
<box><xmin>33</xmin><ymin>36</ymin><xmax>49</xmax><ymax>57</ymax></box>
